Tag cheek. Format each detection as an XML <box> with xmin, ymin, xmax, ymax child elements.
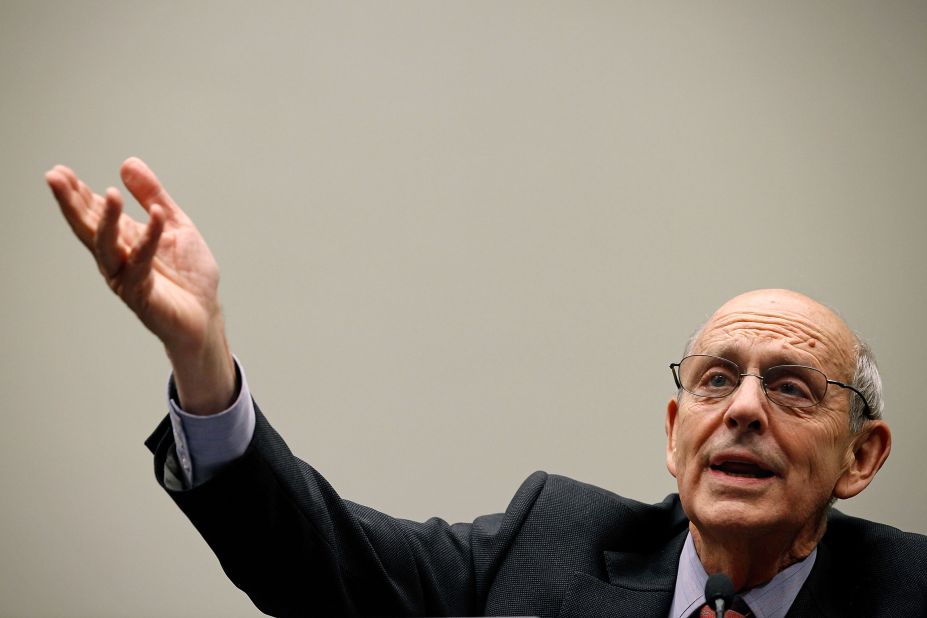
<box><xmin>673</xmin><ymin>419</ymin><xmax>708</xmax><ymax>479</ymax></box>
<box><xmin>776</xmin><ymin>419</ymin><xmax>849</xmax><ymax>483</ymax></box>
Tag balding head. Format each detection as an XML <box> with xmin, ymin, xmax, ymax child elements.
<box><xmin>699</xmin><ymin>289</ymin><xmax>856</xmax><ymax>381</ymax></box>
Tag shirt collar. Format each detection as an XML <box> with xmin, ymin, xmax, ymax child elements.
<box><xmin>668</xmin><ymin>531</ymin><xmax>816</xmax><ymax>618</ymax></box>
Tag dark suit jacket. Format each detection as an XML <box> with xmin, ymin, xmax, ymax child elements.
<box><xmin>147</xmin><ymin>405</ymin><xmax>927</xmax><ymax>617</ymax></box>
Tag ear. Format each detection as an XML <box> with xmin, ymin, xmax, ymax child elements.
<box><xmin>833</xmin><ymin>420</ymin><xmax>892</xmax><ymax>499</ymax></box>
<box><xmin>665</xmin><ymin>398</ymin><xmax>680</xmax><ymax>478</ymax></box>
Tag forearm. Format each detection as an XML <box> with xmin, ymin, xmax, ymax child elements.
<box><xmin>166</xmin><ymin>315</ymin><xmax>236</xmax><ymax>416</ymax></box>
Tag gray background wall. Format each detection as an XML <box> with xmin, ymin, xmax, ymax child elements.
<box><xmin>2</xmin><ymin>1</ymin><xmax>925</xmax><ymax>616</ymax></box>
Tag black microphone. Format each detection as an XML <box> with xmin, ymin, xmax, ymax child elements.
<box><xmin>704</xmin><ymin>572</ymin><xmax>735</xmax><ymax>616</ymax></box>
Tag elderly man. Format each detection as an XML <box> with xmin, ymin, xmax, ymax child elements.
<box><xmin>47</xmin><ymin>158</ymin><xmax>925</xmax><ymax>617</ymax></box>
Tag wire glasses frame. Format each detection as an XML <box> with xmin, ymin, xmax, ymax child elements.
<box><xmin>669</xmin><ymin>354</ymin><xmax>874</xmax><ymax>419</ymax></box>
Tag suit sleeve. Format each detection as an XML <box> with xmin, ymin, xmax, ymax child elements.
<box><xmin>145</xmin><ymin>404</ymin><xmax>547</xmax><ymax>617</ymax></box>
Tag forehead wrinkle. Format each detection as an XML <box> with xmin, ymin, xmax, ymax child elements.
<box><xmin>709</xmin><ymin>311</ymin><xmax>831</xmax><ymax>344</ymax></box>
<box><xmin>696</xmin><ymin>309</ymin><xmax>854</xmax><ymax>374</ymax></box>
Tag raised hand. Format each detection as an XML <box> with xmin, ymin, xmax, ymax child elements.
<box><xmin>46</xmin><ymin>157</ymin><xmax>236</xmax><ymax>414</ymax></box>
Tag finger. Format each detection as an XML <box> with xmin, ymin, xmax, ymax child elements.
<box><xmin>94</xmin><ymin>187</ymin><xmax>128</xmax><ymax>278</ymax></box>
<box><xmin>45</xmin><ymin>168</ymin><xmax>69</xmax><ymax>201</ymax></box>
<box><xmin>46</xmin><ymin>168</ymin><xmax>95</xmax><ymax>248</ymax></box>
<box><xmin>52</xmin><ymin>164</ymin><xmax>81</xmax><ymax>193</ymax></box>
<box><xmin>120</xmin><ymin>157</ymin><xmax>183</xmax><ymax>220</ymax></box>
<box><xmin>47</xmin><ymin>165</ymin><xmax>106</xmax><ymax>222</ymax></box>
<box><xmin>123</xmin><ymin>204</ymin><xmax>166</xmax><ymax>283</ymax></box>
<box><xmin>78</xmin><ymin>178</ymin><xmax>96</xmax><ymax>211</ymax></box>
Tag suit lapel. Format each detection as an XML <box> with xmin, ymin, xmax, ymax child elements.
<box><xmin>785</xmin><ymin>540</ymin><xmax>845</xmax><ymax>618</ymax></box>
<box><xmin>604</xmin><ymin>527</ymin><xmax>687</xmax><ymax>589</ymax></box>
<box><xmin>557</xmin><ymin>528</ymin><xmax>686</xmax><ymax>617</ymax></box>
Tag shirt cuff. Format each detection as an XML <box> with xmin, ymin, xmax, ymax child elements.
<box><xmin>166</xmin><ymin>357</ymin><xmax>256</xmax><ymax>488</ymax></box>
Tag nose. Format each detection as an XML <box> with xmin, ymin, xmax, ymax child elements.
<box><xmin>722</xmin><ymin>373</ymin><xmax>769</xmax><ymax>433</ymax></box>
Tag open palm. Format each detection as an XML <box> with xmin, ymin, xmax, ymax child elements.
<box><xmin>47</xmin><ymin>157</ymin><xmax>235</xmax><ymax>413</ymax></box>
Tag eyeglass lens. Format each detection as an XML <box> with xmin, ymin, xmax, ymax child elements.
<box><xmin>677</xmin><ymin>355</ymin><xmax>828</xmax><ymax>408</ymax></box>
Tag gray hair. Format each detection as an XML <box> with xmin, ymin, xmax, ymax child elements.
<box><xmin>849</xmin><ymin>337</ymin><xmax>883</xmax><ymax>432</ymax></box>
<box><xmin>678</xmin><ymin>326</ymin><xmax>883</xmax><ymax>433</ymax></box>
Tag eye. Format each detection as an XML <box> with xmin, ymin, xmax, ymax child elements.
<box><xmin>678</xmin><ymin>355</ymin><xmax>741</xmax><ymax>397</ymax></box>
<box><xmin>697</xmin><ymin>367</ymin><xmax>738</xmax><ymax>394</ymax></box>
<box><xmin>764</xmin><ymin>366</ymin><xmax>820</xmax><ymax>406</ymax></box>
<box><xmin>773</xmin><ymin>380</ymin><xmax>805</xmax><ymax>396</ymax></box>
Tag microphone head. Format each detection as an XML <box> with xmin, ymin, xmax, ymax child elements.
<box><xmin>704</xmin><ymin>572</ymin><xmax>735</xmax><ymax>605</ymax></box>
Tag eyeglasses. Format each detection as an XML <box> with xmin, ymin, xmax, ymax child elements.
<box><xmin>669</xmin><ymin>354</ymin><xmax>873</xmax><ymax>418</ymax></box>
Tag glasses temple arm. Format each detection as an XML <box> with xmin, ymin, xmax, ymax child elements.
<box><xmin>827</xmin><ymin>379</ymin><xmax>874</xmax><ymax>419</ymax></box>
<box><xmin>669</xmin><ymin>363</ymin><xmax>683</xmax><ymax>389</ymax></box>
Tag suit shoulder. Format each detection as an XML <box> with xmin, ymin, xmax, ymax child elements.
<box><xmin>826</xmin><ymin>509</ymin><xmax>927</xmax><ymax>550</ymax></box>
<box><xmin>542</xmin><ymin>473</ymin><xmax>681</xmax><ymax>511</ymax></box>
<box><xmin>517</xmin><ymin>472</ymin><xmax>687</xmax><ymax>547</ymax></box>
<box><xmin>824</xmin><ymin>510</ymin><xmax>927</xmax><ymax>607</ymax></box>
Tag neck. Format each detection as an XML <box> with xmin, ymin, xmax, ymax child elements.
<box><xmin>690</xmin><ymin>517</ymin><xmax>825</xmax><ymax>591</ymax></box>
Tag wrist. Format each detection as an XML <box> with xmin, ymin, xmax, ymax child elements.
<box><xmin>166</xmin><ymin>318</ymin><xmax>236</xmax><ymax>415</ymax></box>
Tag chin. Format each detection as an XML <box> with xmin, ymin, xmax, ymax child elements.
<box><xmin>688</xmin><ymin>498</ymin><xmax>783</xmax><ymax>536</ymax></box>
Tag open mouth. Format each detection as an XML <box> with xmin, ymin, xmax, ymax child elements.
<box><xmin>710</xmin><ymin>461</ymin><xmax>775</xmax><ymax>479</ymax></box>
